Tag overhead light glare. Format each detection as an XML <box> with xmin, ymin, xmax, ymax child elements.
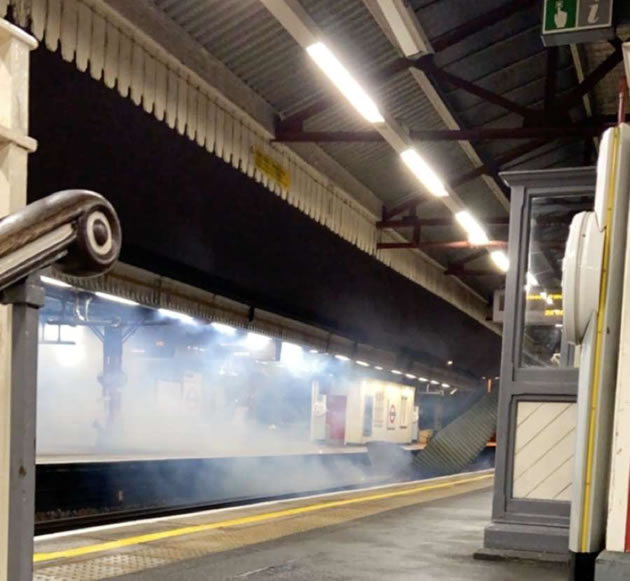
<box><xmin>447</xmin><ymin>360</ymin><xmax>453</xmax><ymax>366</ymax></box>
<box><xmin>441</xmin><ymin>383</ymin><xmax>450</xmax><ymax>388</ymax></box>
<box><xmin>375</xmin><ymin>366</ymin><xmax>384</xmax><ymax>370</ymax></box>
<box><xmin>450</xmin><ymin>388</ymin><xmax>458</xmax><ymax>395</ymax></box>
<box><xmin>306</xmin><ymin>42</ymin><xmax>384</xmax><ymax>123</ymax></box>
<box><xmin>455</xmin><ymin>210</ymin><xmax>489</xmax><ymax>245</ymax></box>
<box><xmin>527</xmin><ymin>272</ymin><xmax>539</xmax><ymax>288</ymax></box>
<box><xmin>40</xmin><ymin>275</ymin><xmax>71</xmax><ymax>288</ymax></box>
<box><xmin>281</xmin><ymin>342</ymin><xmax>304</xmax><ymax>369</ymax></box>
<box><xmin>400</xmin><ymin>148</ymin><xmax>448</xmax><ymax>197</ymax></box>
<box><xmin>159</xmin><ymin>308</ymin><xmax>195</xmax><ymax>324</ymax></box>
<box><xmin>356</xmin><ymin>360</ymin><xmax>370</xmax><ymax>367</ymax></box>
<box><xmin>211</xmin><ymin>322</ymin><xmax>236</xmax><ymax>334</ymax></box>
<box><xmin>95</xmin><ymin>292</ymin><xmax>139</xmax><ymax>307</ymax></box>
<box><xmin>391</xmin><ymin>369</ymin><xmax>403</xmax><ymax>375</ymax></box>
<box><xmin>309</xmin><ymin>349</ymin><xmax>319</xmax><ymax>354</ymax></box>
<box><xmin>430</xmin><ymin>379</ymin><xmax>439</xmax><ymax>385</ymax></box>
<box><xmin>490</xmin><ymin>250</ymin><xmax>510</xmax><ymax>273</ymax></box>
<box><xmin>244</xmin><ymin>331</ymin><xmax>271</xmax><ymax>350</ymax></box>
<box><xmin>405</xmin><ymin>373</ymin><xmax>416</xmax><ymax>379</ymax></box>
<box><xmin>335</xmin><ymin>354</ymin><xmax>350</xmax><ymax>361</ymax></box>
<box><xmin>418</xmin><ymin>377</ymin><xmax>428</xmax><ymax>382</ymax></box>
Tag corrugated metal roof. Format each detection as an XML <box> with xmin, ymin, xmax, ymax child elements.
<box><xmin>153</xmin><ymin>0</ymin><xmax>327</xmax><ymax>117</ymax></box>
<box><xmin>149</xmin><ymin>0</ymin><xmax>623</xmax><ymax>298</ymax></box>
<box><xmin>415</xmin><ymin>1</ymin><xmax>586</xmax><ymax>168</ymax></box>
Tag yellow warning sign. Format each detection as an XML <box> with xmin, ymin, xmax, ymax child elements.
<box><xmin>253</xmin><ymin>148</ymin><xmax>290</xmax><ymax>190</ymax></box>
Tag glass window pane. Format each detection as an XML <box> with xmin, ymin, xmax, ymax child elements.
<box><xmin>520</xmin><ymin>194</ymin><xmax>594</xmax><ymax>367</ymax></box>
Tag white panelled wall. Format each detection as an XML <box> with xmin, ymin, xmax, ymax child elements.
<box><xmin>344</xmin><ymin>379</ymin><xmax>417</xmax><ymax>445</ymax></box>
<box><xmin>512</xmin><ymin>402</ymin><xmax>577</xmax><ymax>501</ymax></box>
<box><xmin>1</xmin><ymin>0</ymin><xmax>496</xmax><ymax>331</ymax></box>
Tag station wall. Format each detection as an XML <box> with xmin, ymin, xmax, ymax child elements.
<box><xmin>343</xmin><ymin>380</ymin><xmax>417</xmax><ymax>445</ymax></box>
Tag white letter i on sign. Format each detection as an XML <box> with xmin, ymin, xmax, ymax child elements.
<box><xmin>588</xmin><ymin>2</ymin><xmax>600</xmax><ymax>24</ymax></box>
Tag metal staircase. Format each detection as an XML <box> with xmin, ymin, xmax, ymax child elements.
<box><xmin>413</xmin><ymin>389</ymin><xmax>498</xmax><ymax>476</ymax></box>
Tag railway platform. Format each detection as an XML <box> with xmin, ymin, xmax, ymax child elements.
<box><xmin>33</xmin><ymin>470</ymin><xmax>565</xmax><ymax>580</ymax></box>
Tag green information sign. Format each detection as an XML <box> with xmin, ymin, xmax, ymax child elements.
<box><xmin>545</xmin><ymin>0</ymin><xmax>578</xmax><ymax>32</ymax></box>
<box><xmin>542</xmin><ymin>0</ymin><xmax>614</xmax><ymax>45</ymax></box>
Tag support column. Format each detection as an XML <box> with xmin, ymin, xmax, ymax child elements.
<box><xmin>97</xmin><ymin>325</ymin><xmax>127</xmax><ymax>447</ymax></box>
<box><xmin>2</xmin><ymin>279</ymin><xmax>44</xmax><ymax>581</ymax></box>
<box><xmin>0</xmin><ymin>18</ymin><xmax>37</xmax><ymax>581</ymax></box>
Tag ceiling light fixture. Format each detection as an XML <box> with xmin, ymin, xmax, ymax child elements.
<box><xmin>391</xmin><ymin>369</ymin><xmax>403</xmax><ymax>375</ymax></box>
<box><xmin>490</xmin><ymin>250</ymin><xmax>510</xmax><ymax>273</ymax></box>
<box><xmin>455</xmin><ymin>210</ymin><xmax>489</xmax><ymax>245</ymax></box>
<box><xmin>95</xmin><ymin>292</ymin><xmax>139</xmax><ymax>307</ymax></box>
<box><xmin>40</xmin><ymin>275</ymin><xmax>71</xmax><ymax>288</ymax></box>
<box><xmin>400</xmin><ymin>148</ymin><xmax>449</xmax><ymax>198</ymax></box>
<box><xmin>335</xmin><ymin>354</ymin><xmax>350</xmax><ymax>361</ymax></box>
<box><xmin>306</xmin><ymin>42</ymin><xmax>384</xmax><ymax>123</ymax></box>
<box><xmin>356</xmin><ymin>360</ymin><xmax>370</xmax><ymax>367</ymax></box>
<box><xmin>527</xmin><ymin>272</ymin><xmax>539</xmax><ymax>288</ymax></box>
<box><xmin>244</xmin><ymin>332</ymin><xmax>271</xmax><ymax>350</ymax></box>
<box><xmin>159</xmin><ymin>309</ymin><xmax>195</xmax><ymax>324</ymax></box>
<box><xmin>211</xmin><ymin>322</ymin><xmax>236</xmax><ymax>334</ymax></box>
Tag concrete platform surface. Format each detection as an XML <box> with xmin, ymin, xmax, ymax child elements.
<box><xmin>33</xmin><ymin>471</ymin><xmax>565</xmax><ymax>580</ymax></box>
<box><xmin>112</xmin><ymin>488</ymin><xmax>565</xmax><ymax>581</ymax></box>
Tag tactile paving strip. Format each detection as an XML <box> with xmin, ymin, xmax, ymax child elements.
<box><xmin>34</xmin><ymin>475</ymin><xmax>492</xmax><ymax>580</ymax></box>
<box><xmin>34</xmin><ymin>553</ymin><xmax>170</xmax><ymax>580</ymax></box>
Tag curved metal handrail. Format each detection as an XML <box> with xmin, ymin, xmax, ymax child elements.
<box><xmin>0</xmin><ymin>189</ymin><xmax>122</xmax><ymax>291</ymax></box>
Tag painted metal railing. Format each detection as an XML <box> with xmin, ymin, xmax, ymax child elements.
<box><xmin>0</xmin><ymin>190</ymin><xmax>121</xmax><ymax>581</ymax></box>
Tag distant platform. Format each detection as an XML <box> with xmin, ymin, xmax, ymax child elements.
<box><xmin>36</xmin><ymin>441</ymin><xmax>426</xmax><ymax>464</ymax></box>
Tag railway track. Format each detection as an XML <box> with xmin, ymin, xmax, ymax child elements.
<box><xmin>35</xmin><ymin>477</ymin><xmax>396</xmax><ymax>535</ymax></box>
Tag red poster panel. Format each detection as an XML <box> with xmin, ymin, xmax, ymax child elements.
<box><xmin>327</xmin><ymin>395</ymin><xmax>347</xmax><ymax>441</ymax></box>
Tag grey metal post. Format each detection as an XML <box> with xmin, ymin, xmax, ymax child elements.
<box><xmin>2</xmin><ymin>276</ymin><xmax>44</xmax><ymax>581</ymax></box>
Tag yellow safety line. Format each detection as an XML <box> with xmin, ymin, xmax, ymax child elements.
<box><xmin>580</xmin><ymin>127</ymin><xmax>620</xmax><ymax>552</ymax></box>
<box><xmin>34</xmin><ymin>473</ymin><xmax>492</xmax><ymax>563</ymax></box>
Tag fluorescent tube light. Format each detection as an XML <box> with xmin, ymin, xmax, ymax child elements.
<box><xmin>491</xmin><ymin>250</ymin><xmax>509</xmax><ymax>273</ymax></box>
<box><xmin>400</xmin><ymin>148</ymin><xmax>448</xmax><ymax>197</ymax></box>
<box><xmin>40</xmin><ymin>275</ymin><xmax>71</xmax><ymax>288</ymax></box>
<box><xmin>306</xmin><ymin>42</ymin><xmax>384</xmax><ymax>123</ymax></box>
<box><xmin>159</xmin><ymin>308</ymin><xmax>195</xmax><ymax>324</ymax></box>
<box><xmin>455</xmin><ymin>210</ymin><xmax>489</xmax><ymax>245</ymax></box>
<box><xmin>95</xmin><ymin>292</ymin><xmax>139</xmax><ymax>306</ymax></box>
